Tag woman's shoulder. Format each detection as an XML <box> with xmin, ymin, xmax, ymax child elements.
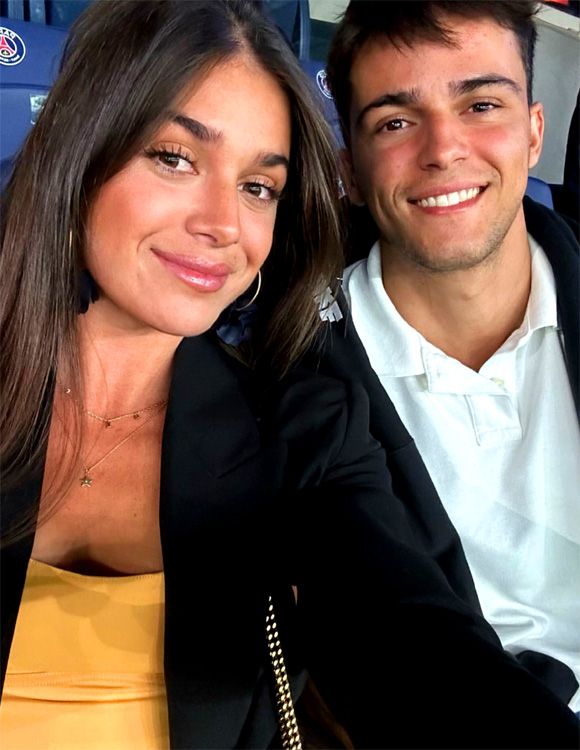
<box><xmin>257</xmin><ymin>356</ymin><xmax>388</xmax><ymax>493</ymax></box>
<box><xmin>174</xmin><ymin>332</ymin><xmax>381</xmax><ymax>483</ymax></box>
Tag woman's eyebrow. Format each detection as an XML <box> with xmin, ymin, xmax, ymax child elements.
<box><xmin>257</xmin><ymin>151</ymin><xmax>289</xmax><ymax>170</ymax></box>
<box><xmin>172</xmin><ymin>113</ymin><xmax>222</xmax><ymax>142</ymax></box>
<box><xmin>169</xmin><ymin>114</ymin><xmax>288</xmax><ymax>170</ymax></box>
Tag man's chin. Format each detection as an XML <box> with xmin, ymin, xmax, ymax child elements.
<box><xmin>399</xmin><ymin>241</ymin><xmax>500</xmax><ymax>274</ymax></box>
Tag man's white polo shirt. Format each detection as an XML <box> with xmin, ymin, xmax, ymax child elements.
<box><xmin>344</xmin><ymin>237</ymin><xmax>580</xmax><ymax>710</ymax></box>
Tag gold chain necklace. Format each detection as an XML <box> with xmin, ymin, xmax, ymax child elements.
<box><xmin>79</xmin><ymin>404</ymin><xmax>165</xmax><ymax>487</ymax></box>
<box><xmin>60</xmin><ymin>385</ymin><xmax>168</xmax><ymax>428</ymax></box>
<box><xmin>85</xmin><ymin>399</ymin><xmax>168</xmax><ymax>427</ymax></box>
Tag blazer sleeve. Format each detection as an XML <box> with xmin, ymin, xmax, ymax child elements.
<box><xmin>269</xmin><ymin>371</ymin><xmax>580</xmax><ymax>749</ymax></box>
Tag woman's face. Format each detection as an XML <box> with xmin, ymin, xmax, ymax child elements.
<box><xmin>84</xmin><ymin>54</ymin><xmax>291</xmax><ymax>337</ymax></box>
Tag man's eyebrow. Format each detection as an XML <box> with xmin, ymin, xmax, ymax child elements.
<box><xmin>355</xmin><ymin>88</ymin><xmax>420</xmax><ymax>129</ymax></box>
<box><xmin>172</xmin><ymin>114</ymin><xmax>222</xmax><ymax>142</ymax></box>
<box><xmin>451</xmin><ymin>75</ymin><xmax>522</xmax><ymax>96</ymax></box>
<box><xmin>354</xmin><ymin>74</ymin><xmax>523</xmax><ymax>130</ymax></box>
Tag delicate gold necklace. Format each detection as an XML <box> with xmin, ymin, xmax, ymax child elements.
<box><xmin>59</xmin><ymin>386</ymin><xmax>168</xmax><ymax>487</ymax></box>
<box><xmin>84</xmin><ymin>399</ymin><xmax>168</xmax><ymax>428</ymax></box>
<box><xmin>79</xmin><ymin>404</ymin><xmax>165</xmax><ymax>487</ymax></box>
<box><xmin>60</xmin><ymin>385</ymin><xmax>168</xmax><ymax>428</ymax></box>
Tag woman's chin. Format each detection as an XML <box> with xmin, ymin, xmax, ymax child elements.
<box><xmin>80</xmin><ymin>297</ymin><xmax>225</xmax><ymax>340</ymax></box>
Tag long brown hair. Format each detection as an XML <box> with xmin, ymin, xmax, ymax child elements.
<box><xmin>0</xmin><ymin>0</ymin><xmax>344</xmax><ymax>531</ymax></box>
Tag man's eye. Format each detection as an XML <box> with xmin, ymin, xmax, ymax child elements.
<box><xmin>471</xmin><ymin>102</ymin><xmax>497</xmax><ymax>113</ymax></box>
<box><xmin>378</xmin><ymin>118</ymin><xmax>407</xmax><ymax>132</ymax></box>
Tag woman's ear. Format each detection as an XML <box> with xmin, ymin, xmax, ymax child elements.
<box><xmin>339</xmin><ymin>148</ymin><xmax>366</xmax><ymax>207</ymax></box>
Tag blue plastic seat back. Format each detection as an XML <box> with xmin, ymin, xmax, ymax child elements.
<box><xmin>0</xmin><ymin>17</ymin><xmax>66</xmax><ymax>179</ymax></box>
<box><xmin>44</xmin><ymin>1</ymin><xmax>91</xmax><ymax>28</ymax></box>
<box><xmin>299</xmin><ymin>59</ymin><xmax>343</xmax><ymax>148</ymax></box>
<box><xmin>525</xmin><ymin>175</ymin><xmax>554</xmax><ymax>208</ymax></box>
<box><xmin>265</xmin><ymin>0</ymin><xmax>310</xmax><ymax>60</ymax></box>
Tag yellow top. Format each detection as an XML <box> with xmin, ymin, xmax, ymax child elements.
<box><xmin>0</xmin><ymin>558</ymin><xmax>170</xmax><ymax>750</ymax></box>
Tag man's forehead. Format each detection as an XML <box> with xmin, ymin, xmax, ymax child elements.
<box><xmin>355</xmin><ymin>12</ymin><xmax>522</xmax><ymax>65</ymax></box>
<box><xmin>349</xmin><ymin>17</ymin><xmax>525</xmax><ymax>106</ymax></box>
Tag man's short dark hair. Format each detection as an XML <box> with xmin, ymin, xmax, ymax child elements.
<box><xmin>327</xmin><ymin>0</ymin><xmax>540</xmax><ymax>142</ymax></box>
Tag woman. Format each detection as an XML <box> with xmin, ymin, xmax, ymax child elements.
<box><xmin>0</xmin><ymin>1</ymin><xmax>578</xmax><ymax>748</ymax></box>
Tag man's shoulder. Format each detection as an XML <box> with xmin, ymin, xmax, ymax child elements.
<box><xmin>524</xmin><ymin>197</ymin><xmax>579</xmax><ymax>259</ymax></box>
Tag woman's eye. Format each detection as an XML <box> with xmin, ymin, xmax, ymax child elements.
<box><xmin>158</xmin><ymin>153</ymin><xmax>192</xmax><ymax>172</ymax></box>
<box><xmin>145</xmin><ymin>146</ymin><xmax>194</xmax><ymax>174</ymax></box>
<box><xmin>240</xmin><ymin>182</ymin><xmax>280</xmax><ymax>203</ymax></box>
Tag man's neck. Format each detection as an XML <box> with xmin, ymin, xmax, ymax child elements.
<box><xmin>381</xmin><ymin>224</ymin><xmax>532</xmax><ymax>372</ymax></box>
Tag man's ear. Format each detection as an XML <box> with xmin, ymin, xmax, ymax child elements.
<box><xmin>339</xmin><ymin>148</ymin><xmax>366</xmax><ymax>206</ymax></box>
<box><xmin>528</xmin><ymin>101</ymin><xmax>545</xmax><ymax>170</ymax></box>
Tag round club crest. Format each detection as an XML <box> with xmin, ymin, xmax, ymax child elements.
<box><xmin>316</xmin><ymin>69</ymin><xmax>333</xmax><ymax>100</ymax></box>
<box><xmin>0</xmin><ymin>26</ymin><xmax>26</xmax><ymax>67</ymax></box>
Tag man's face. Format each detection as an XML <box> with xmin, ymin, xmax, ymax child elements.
<box><xmin>347</xmin><ymin>15</ymin><xmax>544</xmax><ymax>273</ymax></box>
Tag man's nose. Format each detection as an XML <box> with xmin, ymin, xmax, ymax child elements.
<box><xmin>418</xmin><ymin>114</ymin><xmax>470</xmax><ymax>171</ymax></box>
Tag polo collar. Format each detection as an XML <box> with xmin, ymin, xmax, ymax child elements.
<box><xmin>526</xmin><ymin>235</ymin><xmax>559</xmax><ymax>334</ymax></box>
<box><xmin>348</xmin><ymin>236</ymin><xmax>558</xmax><ymax>384</ymax></box>
<box><xmin>347</xmin><ymin>241</ymin><xmax>425</xmax><ymax>378</ymax></box>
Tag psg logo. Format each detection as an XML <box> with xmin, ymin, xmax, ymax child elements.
<box><xmin>0</xmin><ymin>27</ymin><xmax>26</xmax><ymax>66</ymax></box>
<box><xmin>316</xmin><ymin>69</ymin><xmax>333</xmax><ymax>100</ymax></box>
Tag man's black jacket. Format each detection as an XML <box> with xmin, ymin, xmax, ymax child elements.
<box><xmin>314</xmin><ymin>197</ymin><xmax>579</xmax><ymax>704</ymax></box>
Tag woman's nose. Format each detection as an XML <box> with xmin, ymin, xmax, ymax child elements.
<box><xmin>185</xmin><ymin>178</ymin><xmax>241</xmax><ymax>247</ymax></box>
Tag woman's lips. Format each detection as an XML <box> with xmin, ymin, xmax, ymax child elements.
<box><xmin>153</xmin><ymin>249</ymin><xmax>231</xmax><ymax>293</ymax></box>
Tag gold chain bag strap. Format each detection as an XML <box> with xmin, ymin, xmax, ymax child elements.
<box><xmin>266</xmin><ymin>595</ymin><xmax>303</xmax><ymax>749</ymax></box>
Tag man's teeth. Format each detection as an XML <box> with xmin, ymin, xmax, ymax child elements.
<box><xmin>416</xmin><ymin>187</ymin><xmax>481</xmax><ymax>207</ymax></box>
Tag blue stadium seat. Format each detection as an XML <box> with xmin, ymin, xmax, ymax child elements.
<box><xmin>525</xmin><ymin>175</ymin><xmax>554</xmax><ymax>208</ymax></box>
<box><xmin>265</xmin><ymin>0</ymin><xmax>310</xmax><ymax>60</ymax></box>
<box><xmin>0</xmin><ymin>16</ymin><xmax>66</xmax><ymax>182</ymax></box>
<box><xmin>299</xmin><ymin>59</ymin><xmax>343</xmax><ymax>146</ymax></box>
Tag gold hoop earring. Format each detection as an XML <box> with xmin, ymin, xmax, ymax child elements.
<box><xmin>234</xmin><ymin>270</ymin><xmax>261</xmax><ymax>311</ymax></box>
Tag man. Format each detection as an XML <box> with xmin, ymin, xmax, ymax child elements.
<box><xmin>324</xmin><ymin>0</ymin><xmax>580</xmax><ymax>710</ymax></box>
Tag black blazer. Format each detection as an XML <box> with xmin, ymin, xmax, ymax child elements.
<box><xmin>1</xmin><ymin>329</ymin><xmax>579</xmax><ymax>748</ymax></box>
<box><xmin>315</xmin><ymin>196</ymin><xmax>580</xmax><ymax>706</ymax></box>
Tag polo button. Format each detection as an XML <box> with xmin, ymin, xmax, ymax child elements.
<box><xmin>491</xmin><ymin>377</ymin><xmax>505</xmax><ymax>388</ymax></box>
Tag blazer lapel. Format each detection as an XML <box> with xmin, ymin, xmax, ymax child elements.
<box><xmin>1</xmin><ymin>337</ymin><xmax>284</xmax><ymax>746</ymax></box>
<box><xmin>164</xmin><ymin>335</ymin><xmax>262</xmax><ymax>479</ymax></box>
<box><xmin>160</xmin><ymin>334</ymin><xmax>286</xmax><ymax>748</ymax></box>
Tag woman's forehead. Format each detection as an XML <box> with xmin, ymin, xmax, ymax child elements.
<box><xmin>160</xmin><ymin>55</ymin><xmax>291</xmax><ymax>155</ymax></box>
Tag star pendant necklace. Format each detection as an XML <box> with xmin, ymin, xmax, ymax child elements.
<box><xmin>78</xmin><ymin>402</ymin><xmax>167</xmax><ymax>488</ymax></box>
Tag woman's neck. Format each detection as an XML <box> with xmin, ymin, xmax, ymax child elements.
<box><xmin>67</xmin><ymin>302</ymin><xmax>183</xmax><ymax>415</ymax></box>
